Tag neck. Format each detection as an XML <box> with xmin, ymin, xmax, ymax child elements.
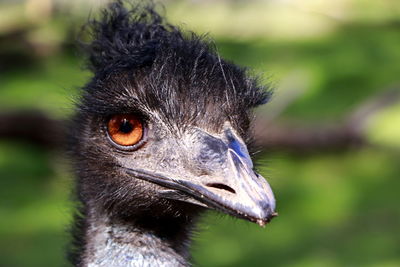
<box><xmin>76</xmin><ymin>206</ymin><xmax>198</xmax><ymax>267</ymax></box>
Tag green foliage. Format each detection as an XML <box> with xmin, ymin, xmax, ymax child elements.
<box><xmin>0</xmin><ymin>54</ymin><xmax>87</xmax><ymax>118</ymax></box>
<box><xmin>215</xmin><ymin>24</ymin><xmax>400</xmax><ymax>120</ymax></box>
<box><xmin>0</xmin><ymin>141</ymin><xmax>71</xmax><ymax>266</ymax></box>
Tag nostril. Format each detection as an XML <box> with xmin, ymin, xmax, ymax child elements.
<box><xmin>206</xmin><ymin>183</ymin><xmax>236</xmax><ymax>194</ymax></box>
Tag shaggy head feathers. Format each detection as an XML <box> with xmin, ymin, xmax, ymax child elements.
<box><xmin>80</xmin><ymin>0</ymin><xmax>270</xmax><ymax>137</ymax></box>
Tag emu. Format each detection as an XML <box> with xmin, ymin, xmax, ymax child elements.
<box><xmin>69</xmin><ymin>1</ymin><xmax>276</xmax><ymax>266</ymax></box>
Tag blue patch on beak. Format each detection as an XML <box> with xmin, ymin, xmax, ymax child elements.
<box><xmin>226</xmin><ymin>129</ymin><xmax>253</xmax><ymax>169</ymax></box>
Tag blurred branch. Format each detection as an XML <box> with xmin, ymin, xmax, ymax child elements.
<box><xmin>255</xmin><ymin>87</ymin><xmax>400</xmax><ymax>152</ymax></box>
<box><xmin>254</xmin><ymin>121</ymin><xmax>363</xmax><ymax>152</ymax></box>
<box><xmin>0</xmin><ymin>111</ymin><xmax>65</xmax><ymax>149</ymax></box>
<box><xmin>0</xmin><ymin>88</ymin><xmax>399</xmax><ymax>153</ymax></box>
<box><xmin>347</xmin><ymin>88</ymin><xmax>400</xmax><ymax>132</ymax></box>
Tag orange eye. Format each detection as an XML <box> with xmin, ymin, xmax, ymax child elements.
<box><xmin>107</xmin><ymin>114</ymin><xmax>144</xmax><ymax>147</ymax></box>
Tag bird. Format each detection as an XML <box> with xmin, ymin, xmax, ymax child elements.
<box><xmin>68</xmin><ymin>1</ymin><xmax>276</xmax><ymax>266</ymax></box>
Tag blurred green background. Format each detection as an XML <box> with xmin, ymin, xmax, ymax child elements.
<box><xmin>0</xmin><ymin>0</ymin><xmax>400</xmax><ymax>266</ymax></box>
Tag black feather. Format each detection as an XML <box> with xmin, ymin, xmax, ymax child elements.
<box><xmin>69</xmin><ymin>1</ymin><xmax>272</xmax><ymax>266</ymax></box>
<box><xmin>79</xmin><ymin>0</ymin><xmax>270</xmax><ymax>135</ymax></box>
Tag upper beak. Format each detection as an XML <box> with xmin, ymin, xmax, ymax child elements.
<box><xmin>125</xmin><ymin>125</ymin><xmax>277</xmax><ymax>226</ymax></box>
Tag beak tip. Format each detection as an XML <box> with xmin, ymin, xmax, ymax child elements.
<box><xmin>255</xmin><ymin>208</ymin><xmax>278</xmax><ymax>227</ymax></box>
<box><xmin>257</xmin><ymin>219</ymin><xmax>267</xmax><ymax>227</ymax></box>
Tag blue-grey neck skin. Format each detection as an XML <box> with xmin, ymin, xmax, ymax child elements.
<box><xmin>83</xmin><ymin>215</ymin><xmax>189</xmax><ymax>267</ymax></box>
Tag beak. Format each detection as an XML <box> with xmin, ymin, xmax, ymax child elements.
<box><xmin>125</xmin><ymin>124</ymin><xmax>277</xmax><ymax>226</ymax></box>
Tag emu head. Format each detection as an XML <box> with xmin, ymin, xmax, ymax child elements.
<box><xmin>72</xmin><ymin>2</ymin><xmax>276</xmax><ymax>226</ymax></box>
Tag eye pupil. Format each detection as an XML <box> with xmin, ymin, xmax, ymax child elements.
<box><xmin>119</xmin><ymin>119</ymin><xmax>133</xmax><ymax>133</ymax></box>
